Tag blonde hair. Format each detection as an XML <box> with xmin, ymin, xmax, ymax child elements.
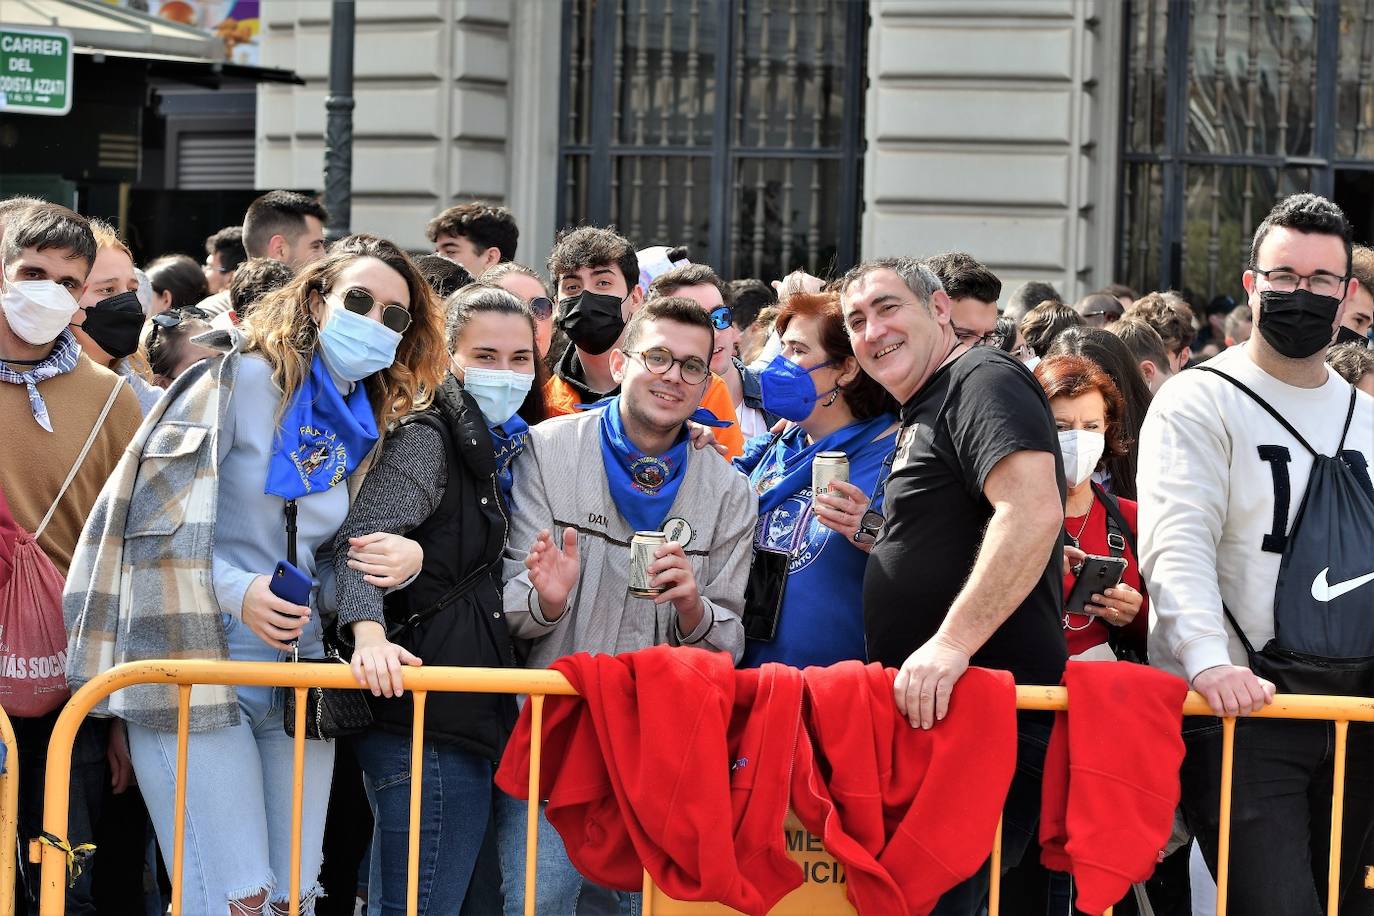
<box><xmin>243</xmin><ymin>237</ymin><xmax>447</xmax><ymax>429</ymax></box>
<box><xmin>88</xmin><ymin>218</ymin><xmax>134</xmax><ymax>261</ymax></box>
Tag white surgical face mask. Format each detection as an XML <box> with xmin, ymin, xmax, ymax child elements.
<box><xmin>1058</xmin><ymin>428</ymin><xmax>1105</xmax><ymax>488</ymax></box>
<box><xmin>1</xmin><ymin>279</ymin><xmax>80</xmax><ymax>345</ymax></box>
<box><xmin>461</xmin><ymin>365</ymin><xmax>535</xmax><ymax>428</ymax></box>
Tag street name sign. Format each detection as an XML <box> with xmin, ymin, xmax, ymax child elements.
<box><xmin>0</xmin><ymin>26</ymin><xmax>73</xmax><ymax>116</ymax></box>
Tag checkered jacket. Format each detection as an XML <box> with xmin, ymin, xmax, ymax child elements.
<box><xmin>64</xmin><ymin>331</ymin><xmax>243</xmax><ymax>733</ymax></box>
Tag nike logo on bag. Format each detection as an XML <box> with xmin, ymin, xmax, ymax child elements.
<box><xmin>1311</xmin><ymin>568</ymin><xmax>1374</xmax><ymax>602</ymax></box>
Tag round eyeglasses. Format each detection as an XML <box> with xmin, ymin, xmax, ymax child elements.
<box><xmin>626</xmin><ymin>346</ymin><xmax>710</xmax><ymax>385</ymax></box>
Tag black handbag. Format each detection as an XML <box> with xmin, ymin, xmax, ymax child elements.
<box><xmin>279</xmin><ymin>499</ymin><xmax>374</xmax><ymax>740</ymax></box>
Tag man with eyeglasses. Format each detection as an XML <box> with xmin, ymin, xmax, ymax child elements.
<box><xmin>496</xmin><ymin>295</ymin><xmax>754</xmax><ymax>914</ymax></box>
<box><xmin>922</xmin><ymin>252</ymin><xmax>1003</xmax><ymax>350</ymax></box>
<box><xmin>647</xmin><ymin>262</ymin><xmax>778</xmax><ymax>441</ymax></box>
<box><xmin>1139</xmin><ymin>193</ymin><xmax>1374</xmax><ymax>915</ymax></box>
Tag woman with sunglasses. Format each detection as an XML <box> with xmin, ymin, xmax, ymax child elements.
<box><xmin>480</xmin><ymin>261</ymin><xmax>555</xmax><ymax>361</ymax></box>
<box><xmin>67</xmin><ymin>235</ymin><xmax>446</xmax><ymax>916</ymax></box>
<box><xmin>143</xmin><ymin>306</ymin><xmax>217</xmax><ymax>386</ymax></box>
<box><xmin>734</xmin><ymin>291</ymin><xmax>898</xmax><ymax>668</ymax></box>
<box><xmin>330</xmin><ymin>283</ymin><xmax>543</xmax><ymax>915</ymax></box>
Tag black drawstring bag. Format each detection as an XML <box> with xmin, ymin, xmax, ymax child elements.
<box><xmin>1202</xmin><ymin>368</ymin><xmax>1374</xmax><ymax>696</ymax></box>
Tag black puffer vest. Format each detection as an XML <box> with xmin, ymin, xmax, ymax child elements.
<box><xmin>370</xmin><ymin>378</ymin><xmax>517</xmax><ymax>760</ymax></box>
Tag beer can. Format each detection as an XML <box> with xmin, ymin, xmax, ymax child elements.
<box><xmin>813</xmin><ymin>451</ymin><xmax>849</xmax><ymax>497</ymax></box>
<box><xmin>629</xmin><ymin>531</ymin><xmax>668</xmax><ymax>598</ymax></box>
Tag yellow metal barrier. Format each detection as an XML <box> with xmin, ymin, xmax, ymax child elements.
<box><xmin>1</xmin><ymin>705</ymin><xmax>17</xmax><ymax>916</ymax></box>
<box><xmin>33</xmin><ymin>662</ymin><xmax>1374</xmax><ymax>916</ymax></box>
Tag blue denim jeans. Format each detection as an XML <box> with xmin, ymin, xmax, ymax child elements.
<box><xmin>931</xmin><ymin>712</ymin><xmax>1054</xmax><ymax>916</ymax></box>
<box><xmin>494</xmin><ymin>791</ymin><xmax>640</xmax><ymax>916</ymax></box>
<box><xmin>353</xmin><ymin>730</ymin><xmax>491</xmax><ymax>916</ymax></box>
<box><xmin>127</xmin><ymin>674</ymin><xmax>335</xmax><ymax>915</ymax></box>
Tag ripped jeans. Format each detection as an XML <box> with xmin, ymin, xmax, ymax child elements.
<box><xmin>127</xmin><ymin>679</ymin><xmax>335</xmax><ymax>915</ymax></box>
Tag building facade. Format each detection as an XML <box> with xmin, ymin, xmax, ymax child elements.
<box><xmin>255</xmin><ymin>0</ymin><xmax>1373</xmax><ymax>305</ymax></box>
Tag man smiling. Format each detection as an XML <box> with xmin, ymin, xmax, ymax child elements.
<box><xmin>838</xmin><ymin>257</ymin><xmax>1066</xmax><ymax>916</ymax></box>
<box><xmin>497</xmin><ymin>295</ymin><xmax>754</xmax><ymax>914</ymax></box>
<box><xmin>1140</xmin><ymin>193</ymin><xmax>1374</xmax><ymax>914</ymax></box>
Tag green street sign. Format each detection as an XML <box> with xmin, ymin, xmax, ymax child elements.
<box><xmin>0</xmin><ymin>27</ymin><xmax>72</xmax><ymax>116</ymax></box>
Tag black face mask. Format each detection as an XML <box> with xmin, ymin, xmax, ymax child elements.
<box><xmin>1257</xmin><ymin>288</ymin><xmax>1341</xmax><ymax>360</ymax></box>
<box><xmin>80</xmin><ymin>291</ymin><xmax>145</xmax><ymax>360</ymax></box>
<box><xmin>1334</xmin><ymin>323</ymin><xmax>1371</xmax><ymax>349</ymax></box>
<box><xmin>556</xmin><ymin>290</ymin><xmax>626</xmax><ymax>356</ymax></box>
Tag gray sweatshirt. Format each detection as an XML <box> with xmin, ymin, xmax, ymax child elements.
<box><xmin>502</xmin><ymin>408</ymin><xmax>755</xmax><ymax>668</ymax></box>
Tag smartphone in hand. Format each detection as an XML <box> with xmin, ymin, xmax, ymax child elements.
<box><xmin>1065</xmin><ymin>555</ymin><xmax>1128</xmax><ymax>614</ymax></box>
<box><xmin>269</xmin><ymin>560</ymin><xmax>312</xmax><ymax>609</ymax></box>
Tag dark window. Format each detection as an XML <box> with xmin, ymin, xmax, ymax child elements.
<box><xmin>1118</xmin><ymin>0</ymin><xmax>1374</xmax><ymax>302</ymax></box>
<box><xmin>558</xmin><ymin>0</ymin><xmax>867</xmax><ymax>281</ymax></box>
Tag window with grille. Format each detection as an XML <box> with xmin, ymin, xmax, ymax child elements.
<box><xmin>557</xmin><ymin>0</ymin><xmax>867</xmax><ymax>282</ymax></box>
<box><xmin>1120</xmin><ymin>0</ymin><xmax>1374</xmax><ymax>302</ymax></box>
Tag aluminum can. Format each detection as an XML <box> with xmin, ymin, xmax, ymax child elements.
<box><xmin>629</xmin><ymin>530</ymin><xmax>668</xmax><ymax>598</ymax></box>
<box><xmin>812</xmin><ymin>451</ymin><xmax>850</xmax><ymax>497</ymax></box>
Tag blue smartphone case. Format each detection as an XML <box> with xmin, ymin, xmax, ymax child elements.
<box><xmin>270</xmin><ymin>560</ymin><xmax>312</xmax><ymax>608</ymax></box>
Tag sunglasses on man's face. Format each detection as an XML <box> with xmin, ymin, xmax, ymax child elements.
<box><xmin>339</xmin><ymin>287</ymin><xmax>411</xmax><ymax>334</ymax></box>
<box><xmin>709</xmin><ymin>305</ymin><xmax>734</xmax><ymax>331</ymax></box>
<box><xmin>528</xmin><ymin>296</ymin><xmax>554</xmax><ymax>322</ymax></box>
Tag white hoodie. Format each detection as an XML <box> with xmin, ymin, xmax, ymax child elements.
<box><xmin>1139</xmin><ymin>344</ymin><xmax>1374</xmax><ymax>682</ymax></box>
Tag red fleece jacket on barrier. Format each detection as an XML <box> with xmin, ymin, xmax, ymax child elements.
<box><xmin>495</xmin><ymin>648</ymin><xmax>1019</xmax><ymax>916</ymax></box>
<box><xmin>1039</xmin><ymin>660</ymin><xmax>1188</xmax><ymax>915</ymax></box>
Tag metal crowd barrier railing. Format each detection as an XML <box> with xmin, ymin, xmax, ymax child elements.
<box><xmin>30</xmin><ymin>661</ymin><xmax>1374</xmax><ymax>916</ymax></box>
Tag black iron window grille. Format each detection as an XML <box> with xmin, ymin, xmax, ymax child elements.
<box><xmin>557</xmin><ymin>0</ymin><xmax>867</xmax><ymax>282</ymax></box>
<box><xmin>1119</xmin><ymin>0</ymin><xmax>1374</xmax><ymax>303</ymax></box>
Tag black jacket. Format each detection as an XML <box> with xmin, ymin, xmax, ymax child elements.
<box><xmin>371</xmin><ymin>379</ymin><xmax>517</xmax><ymax>760</ymax></box>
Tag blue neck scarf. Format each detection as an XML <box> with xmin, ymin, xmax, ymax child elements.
<box><xmin>750</xmin><ymin>415</ymin><xmax>895</xmax><ymax>514</ymax></box>
<box><xmin>266</xmin><ymin>351</ymin><xmax>379</xmax><ymax>499</ymax></box>
<box><xmin>489</xmin><ymin>414</ymin><xmax>529</xmax><ymax>507</ymax></box>
<box><xmin>597</xmin><ymin>396</ymin><xmax>692</xmax><ymax>533</ymax></box>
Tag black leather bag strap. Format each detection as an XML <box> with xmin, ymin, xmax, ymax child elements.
<box><xmin>1092</xmin><ymin>483</ymin><xmax>1136</xmax><ymax>559</ymax></box>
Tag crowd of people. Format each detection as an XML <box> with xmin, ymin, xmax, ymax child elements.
<box><xmin>1</xmin><ymin>186</ymin><xmax>1372</xmax><ymax>916</ymax></box>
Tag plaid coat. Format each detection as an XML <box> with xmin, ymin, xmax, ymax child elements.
<box><xmin>64</xmin><ymin>331</ymin><xmax>243</xmax><ymax>732</ymax></box>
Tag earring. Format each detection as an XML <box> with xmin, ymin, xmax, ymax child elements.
<box><xmin>824</xmin><ymin>388</ymin><xmax>841</xmax><ymax>407</ymax></box>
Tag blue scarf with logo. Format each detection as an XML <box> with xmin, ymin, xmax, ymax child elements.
<box><xmin>596</xmin><ymin>396</ymin><xmax>693</xmax><ymax>533</ymax></box>
<box><xmin>489</xmin><ymin>414</ymin><xmax>529</xmax><ymax>508</ymax></box>
<box><xmin>748</xmin><ymin>415</ymin><xmax>895</xmax><ymax>515</ymax></box>
<box><xmin>265</xmin><ymin>352</ymin><xmax>379</xmax><ymax>499</ymax></box>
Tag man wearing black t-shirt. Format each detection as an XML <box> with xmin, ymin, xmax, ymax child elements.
<box><xmin>839</xmin><ymin>257</ymin><xmax>1067</xmax><ymax>915</ymax></box>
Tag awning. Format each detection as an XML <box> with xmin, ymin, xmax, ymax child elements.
<box><xmin>0</xmin><ymin>0</ymin><xmax>301</xmax><ymax>84</ymax></box>
<box><xmin>76</xmin><ymin>46</ymin><xmax>303</xmax><ymax>86</ymax></box>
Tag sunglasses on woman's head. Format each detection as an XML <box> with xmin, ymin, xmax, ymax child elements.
<box><xmin>339</xmin><ymin>287</ymin><xmax>411</xmax><ymax>334</ymax></box>
<box><xmin>528</xmin><ymin>296</ymin><xmax>554</xmax><ymax>321</ymax></box>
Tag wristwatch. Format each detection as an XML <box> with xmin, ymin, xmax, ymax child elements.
<box><xmin>852</xmin><ymin>509</ymin><xmax>885</xmax><ymax>546</ymax></box>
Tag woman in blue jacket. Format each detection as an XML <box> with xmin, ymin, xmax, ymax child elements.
<box><xmin>734</xmin><ymin>291</ymin><xmax>899</xmax><ymax>668</ymax></box>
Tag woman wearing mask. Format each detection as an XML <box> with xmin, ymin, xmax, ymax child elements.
<box><xmin>734</xmin><ymin>291</ymin><xmax>898</xmax><ymax>668</ymax></box>
<box><xmin>70</xmin><ymin>220</ymin><xmax>162</xmax><ymax>413</ymax></box>
<box><xmin>1033</xmin><ymin>354</ymin><xmax>1146</xmax><ymax>662</ymax></box>
<box><xmin>331</xmin><ymin>283</ymin><xmax>540</xmax><ymax>915</ymax></box>
<box><xmin>1046</xmin><ymin>326</ymin><xmax>1154</xmax><ymax>500</ymax></box>
<box><xmin>65</xmin><ymin>236</ymin><xmax>447</xmax><ymax>916</ymax></box>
